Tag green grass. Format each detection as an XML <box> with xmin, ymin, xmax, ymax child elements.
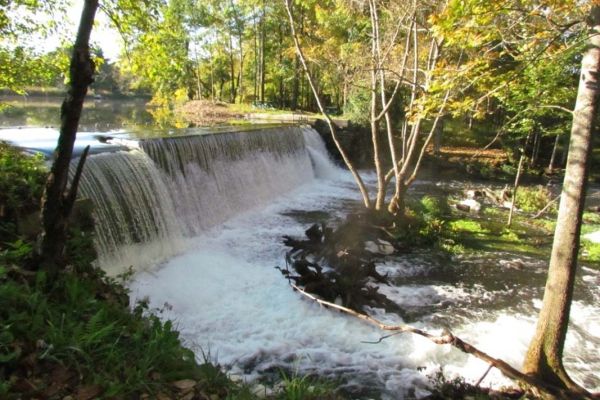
<box><xmin>441</xmin><ymin>207</ymin><xmax>553</xmax><ymax>257</ymax></box>
<box><xmin>581</xmin><ymin>240</ymin><xmax>600</xmax><ymax>263</ymax></box>
<box><xmin>275</xmin><ymin>369</ymin><xmax>341</xmax><ymax>400</ymax></box>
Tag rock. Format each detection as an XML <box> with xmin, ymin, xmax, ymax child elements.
<box><xmin>75</xmin><ymin>384</ymin><xmax>103</xmax><ymax>400</ymax></box>
<box><xmin>252</xmin><ymin>384</ymin><xmax>269</xmax><ymax>398</ymax></box>
<box><xmin>172</xmin><ymin>379</ymin><xmax>197</xmax><ymax>392</ymax></box>
<box><xmin>181</xmin><ymin>392</ymin><xmax>195</xmax><ymax>400</ymax></box>
<box><xmin>458</xmin><ymin>199</ymin><xmax>481</xmax><ymax>213</ymax></box>
<box><xmin>466</xmin><ymin>189</ymin><xmax>484</xmax><ymax>199</ymax></box>
<box><xmin>500</xmin><ymin>259</ymin><xmax>524</xmax><ymax>270</ymax></box>
<box><xmin>364</xmin><ymin>239</ymin><xmax>395</xmax><ymax>255</ymax></box>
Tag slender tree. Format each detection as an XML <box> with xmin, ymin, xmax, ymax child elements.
<box><xmin>283</xmin><ymin>0</ymin><xmax>372</xmax><ymax>208</ymax></box>
<box><xmin>523</xmin><ymin>5</ymin><xmax>600</xmax><ymax>395</ymax></box>
<box><xmin>38</xmin><ymin>0</ymin><xmax>98</xmax><ymax>270</ymax></box>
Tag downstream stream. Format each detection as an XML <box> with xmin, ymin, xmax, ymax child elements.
<box><xmin>128</xmin><ymin>168</ymin><xmax>600</xmax><ymax>399</ymax></box>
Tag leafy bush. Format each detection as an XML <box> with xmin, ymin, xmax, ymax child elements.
<box><xmin>343</xmin><ymin>87</ymin><xmax>370</xmax><ymax>125</ymax></box>
<box><xmin>427</xmin><ymin>367</ymin><xmax>496</xmax><ymax>399</ymax></box>
<box><xmin>583</xmin><ymin>211</ymin><xmax>600</xmax><ymax>225</ymax></box>
<box><xmin>0</xmin><ymin>143</ymin><xmax>46</xmax><ymax>239</ymax></box>
<box><xmin>581</xmin><ymin>240</ymin><xmax>600</xmax><ymax>263</ymax></box>
<box><xmin>516</xmin><ymin>185</ymin><xmax>554</xmax><ymax>213</ymax></box>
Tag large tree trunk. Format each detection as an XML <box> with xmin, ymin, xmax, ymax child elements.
<box><xmin>523</xmin><ymin>6</ymin><xmax>600</xmax><ymax>395</ymax></box>
<box><xmin>38</xmin><ymin>0</ymin><xmax>98</xmax><ymax>271</ymax></box>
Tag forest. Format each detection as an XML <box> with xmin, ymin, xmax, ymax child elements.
<box><xmin>1</xmin><ymin>0</ymin><xmax>600</xmax><ymax>399</ymax></box>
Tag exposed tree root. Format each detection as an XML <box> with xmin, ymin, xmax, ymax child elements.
<box><xmin>290</xmin><ymin>284</ymin><xmax>597</xmax><ymax>400</ymax></box>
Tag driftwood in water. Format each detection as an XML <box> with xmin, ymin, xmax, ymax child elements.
<box><xmin>280</xmin><ymin>214</ymin><xmax>404</xmax><ymax>316</ymax></box>
<box><xmin>291</xmin><ymin>284</ymin><xmax>597</xmax><ymax>400</ymax></box>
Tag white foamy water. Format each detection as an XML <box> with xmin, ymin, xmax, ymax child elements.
<box><xmin>130</xmin><ymin>171</ymin><xmax>600</xmax><ymax>398</ymax></box>
<box><xmin>4</xmin><ymin>125</ymin><xmax>598</xmax><ymax>397</ymax></box>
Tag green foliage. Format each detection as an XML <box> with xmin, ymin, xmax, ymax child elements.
<box><xmin>583</xmin><ymin>212</ymin><xmax>600</xmax><ymax>225</ymax></box>
<box><xmin>277</xmin><ymin>369</ymin><xmax>338</xmax><ymax>400</ymax></box>
<box><xmin>515</xmin><ymin>185</ymin><xmax>554</xmax><ymax>213</ymax></box>
<box><xmin>396</xmin><ymin>196</ymin><xmax>450</xmax><ymax>245</ymax></box>
<box><xmin>581</xmin><ymin>241</ymin><xmax>600</xmax><ymax>263</ymax></box>
<box><xmin>0</xmin><ymin>143</ymin><xmax>46</xmax><ymax>239</ymax></box>
<box><xmin>0</xmin><ymin>268</ymin><xmax>201</xmax><ymax>397</ymax></box>
<box><xmin>343</xmin><ymin>86</ymin><xmax>370</xmax><ymax>125</ymax></box>
<box><xmin>0</xmin><ymin>1</ymin><xmax>69</xmax><ymax>94</ymax></box>
<box><xmin>447</xmin><ymin>219</ymin><xmax>488</xmax><ymax>235</ymax></box>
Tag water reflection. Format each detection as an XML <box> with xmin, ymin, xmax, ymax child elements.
<box><xmin>0</xmin><ymin>96</ymin><xmax>159</xmax><ymax>131</ymax></box>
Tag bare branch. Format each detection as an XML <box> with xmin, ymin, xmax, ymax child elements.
<box><xmin>283</xmin><ymin>0</ymin><xmax>371</xmax><ymax>208</ymax></box>
<box><xmin>537</xmin><ymin>105</ymin><xmax>574</xmax><ymax>114</ymax></box>
<box><xmin>290</xmin><ymin>283</ymin><xmax>592</xmax><ymax>400</ymax></box>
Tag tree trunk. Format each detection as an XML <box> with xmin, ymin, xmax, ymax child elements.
<box><xmin>292</xmin><ymin>55</ymin><xmax>300</xmax><ymax>110</ymax></box>
<box><xmin>253</xmin><ymin>13</ymin><xmax>258</xmax><ymax>101</ymax></box>
<box><xmin>237</xmin><ymin>33</ymin><xmax>244</xmax><ymax>103</ymax></box>
<box><xmin>507</xmin><ymin>152</ymin><xmax>525</xmax><ymax>227</ymax></box>
<box><xmin>277</xmin><ymin>24</ymin><xmax>285</xmax><ymax>107</ymax></box>
<box><xmin>38</xmin><ymin>0</ymin><xmax>98</xmax><ymax>271</ymax></box>
<box><xmin>368</xmin><ymin>0</ymin><xmax>386</xmax><ymax>210</ymax></box>
<box><xmin>523</xmin><ymin>6</ymin><xmax>600</xmax><ymax>395</ymax></box>
<box><xmin>548</xmin><ymin>134</ymin><xmax>560</xmax><ymax>172</ymax></box>
<box><xmin>530</xmin><ymin>130</ymin><xmax>541</xmax><ymax>168</ymax></box>
<box><xmin>260</xmin><ymin>0</ymin><xmax>266</xmax><ymax>103</ymax></box>
<box><xmin>433</xmin><ymin>117</ymin><xmax>444</xmax><ymax>156</ymax></box>
<box><xmin>228</xmin><ymin>31</ymin><xmax>236</xmax><ymax>102</ymax></box>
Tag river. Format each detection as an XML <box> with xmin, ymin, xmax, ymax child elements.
<box><xmin>1</xmin><ymin>98</ymin><xmax>598</xmax><ymax>399</ymax></box>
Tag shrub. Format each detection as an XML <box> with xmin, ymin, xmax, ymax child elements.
<box><xmin>0</xmin><ymin>143</ymin><xmax>46</xmax><ymax>239</ymax></box>
<box><xmin>343</xmin><ymin>87</ymin><xmax>370</xmax><ymax>125</ymax></box>
<box><xmin>516</xmin><ymin>185</ymin><xmax>554</xmax><ymax>213</ymax></box>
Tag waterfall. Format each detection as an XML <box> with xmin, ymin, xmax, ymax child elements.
<box><xmin>75</xmin><ymin>126</ymin><xmax>339</xmax><ymax>274</ymax></box>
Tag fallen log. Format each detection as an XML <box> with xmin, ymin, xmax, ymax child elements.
<box><xmin>290</xmin><ymin>283</ymin><xmax>597</xmax><ymax>400</ymax></box>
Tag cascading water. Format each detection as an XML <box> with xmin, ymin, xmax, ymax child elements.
<box><xmin>75</xmin><ymin>149</ymin><xmax>186</xmax><ymax>273</ymax></box>
<box><xmin>66</xmin><ymin>124</ymin><xmax>598</xmax><ymax>398</ymax></box>
<box><xmin>75</xmin><ymin>126</ymin><xmax>337</xmax><ymax>274</ymax></box>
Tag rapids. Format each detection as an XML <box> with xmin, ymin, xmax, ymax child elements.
<box><xmin>2</xmin><ymin>125</ymin><xmax>597</xmax><ymax>398</ymax></box>
<box><xmin>128</xmin><ymin>169</ymin><xmax>600</xmax><ymax>398</ymax></box>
